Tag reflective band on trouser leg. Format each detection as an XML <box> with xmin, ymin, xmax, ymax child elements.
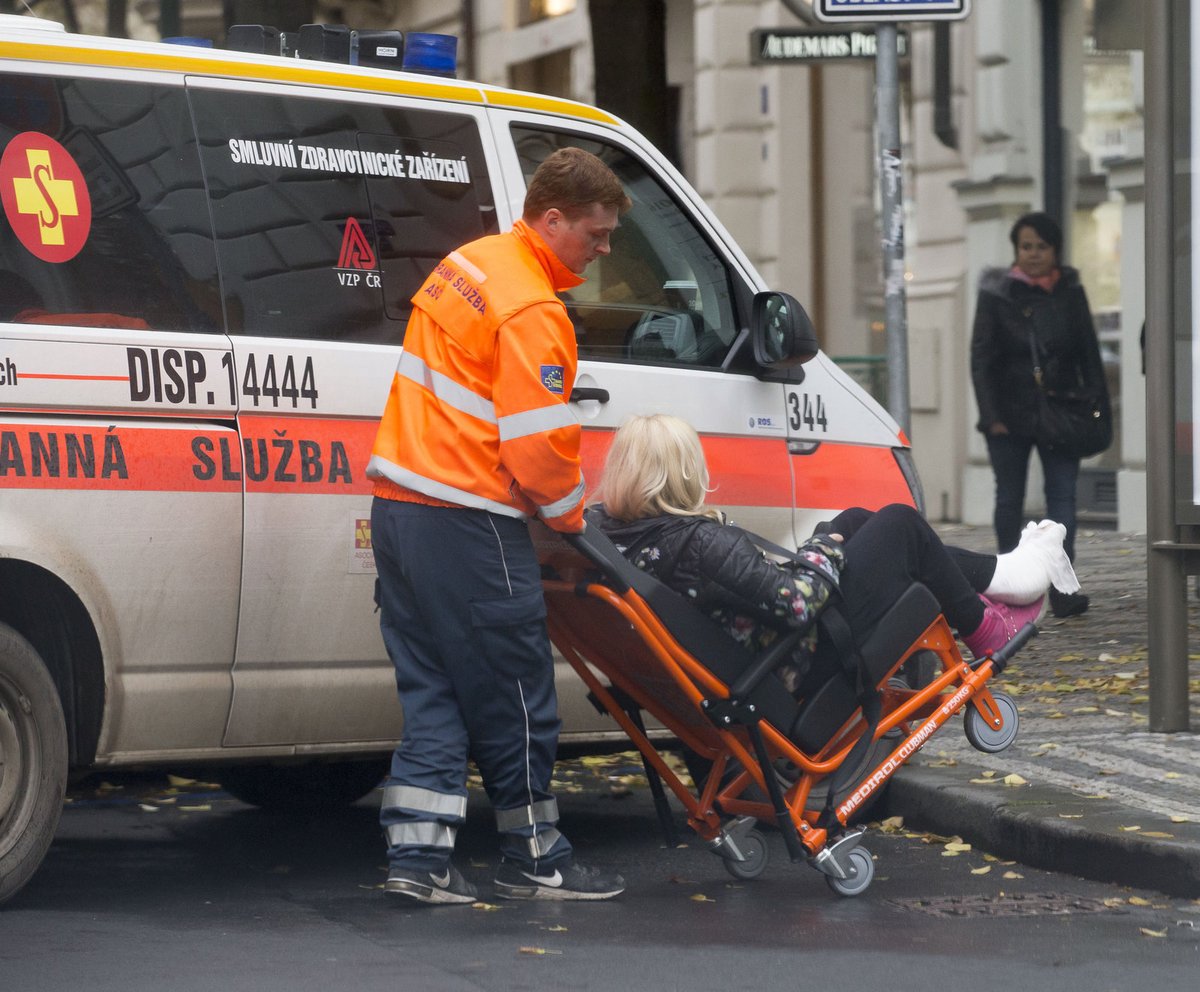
<box><xmin>381</xmin><ymin>785</ymin><xmax>467</xmax><ymax>856</ymax></box>
<box><xmin>495</xmin><ymin>799</ymin><xmax>563</xmax><ymax>860</ymax></box>
<box><xmin>383</xmin><ymin>785</ymin><xmax>468</xmax><ymax>819</ymax></box>
<box><xmin>385</xmin><ymin>821</ymin><xmax>457</xmax><ymax>850</ymax></box>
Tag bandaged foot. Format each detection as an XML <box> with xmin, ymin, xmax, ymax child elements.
<box><xmin>983</xmin><ymin>519</ymin><xmax>1081</xmax><ymax>605</ymax></box>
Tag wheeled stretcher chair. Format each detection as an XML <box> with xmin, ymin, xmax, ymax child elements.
<box><xmin>537</xmin><ymin>512</ymin><xmax>1034</xmax><ymax>897</ymax></box>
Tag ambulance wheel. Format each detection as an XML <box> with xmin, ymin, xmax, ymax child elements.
<box><xmin>722</xmin><ymin>828</ymin><xmax>768</xmax><ymax>881</ymax></box>
<box><xmin>217</xmin><ymin>758</ymin><xmax>387</xmax><ymax>810</ymax></box>
<box><xmin>825</xmin><ymin>846</ymin><xmax>874</xmax><ymax>897</ymax></box>
<box><xmin>963</xmin><ymin>692</ymin><xmax>1020</xmax><ymax>754</ymax></box>
<box><xmin>0</xmin><ymin>622</ymin><xmax>68</xmax><ymax>905</ymax></box>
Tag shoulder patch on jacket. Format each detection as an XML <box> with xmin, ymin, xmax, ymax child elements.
<box><xmin>540</xmin><ymin>365</ymin><xmax>565</xmax><ymax>394</ymax></box>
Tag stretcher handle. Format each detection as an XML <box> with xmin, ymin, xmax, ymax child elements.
<box><xmin>728</xmin><ymin>627</ymin><xmax>806</xmax><ymax>702</ymax></box>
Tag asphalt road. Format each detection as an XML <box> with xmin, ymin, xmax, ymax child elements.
<box><xmin>2</xmin><ymin>766</ymin><xmax>1198</xmax><ymax>992</ymax></box>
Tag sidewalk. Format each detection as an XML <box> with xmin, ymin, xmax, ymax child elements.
<box><xmin>879</xmin><ymin>522</ymin><xmax>1200</xmax><ymax>898</ymax></box>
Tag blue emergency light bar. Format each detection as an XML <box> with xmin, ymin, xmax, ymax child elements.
<box><xmin>226</xmin><ymin>23</ymin><xmax>457</xmax><ymax>78</ymax></box>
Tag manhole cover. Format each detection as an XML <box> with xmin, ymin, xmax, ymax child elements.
<box><xmin>888</xmin><ymin>893</ymin><xmax>1124</xmax><ymax>918</ymax></box>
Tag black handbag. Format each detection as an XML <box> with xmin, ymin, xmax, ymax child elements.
<box><xmin>1028</xmin><ymin>334</ymin><xmax>1112</xmax><ymax>458</ymax></box>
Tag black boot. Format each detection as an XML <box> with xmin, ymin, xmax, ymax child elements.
<box><xmin>1050</xmin><ymin>588</ymin><xmax>1089</xmax><ymax>618</ymax></box>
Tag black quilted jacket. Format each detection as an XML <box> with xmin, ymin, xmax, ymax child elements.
<box><xmin>590</xmin><ymin>506</ymin><xmax>842</xmax><ymax>639</ymax></box>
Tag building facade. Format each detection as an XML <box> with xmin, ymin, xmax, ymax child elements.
<box><xmin>119</xmin><ymin>0</ymin><xmax>1148</xmax><ymax>531</ymax></box>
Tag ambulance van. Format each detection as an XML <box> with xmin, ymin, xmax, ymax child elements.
<box><xmin>0</xmin><ymin>15</ymin><xmax>921</xmax><ymax>902</ymax></box>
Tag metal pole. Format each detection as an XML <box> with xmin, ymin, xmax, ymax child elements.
<box><xmin>876</xmin><ymin>23</ymin><xmax>910</xmax><ymax>436</ymax></box>
<box><xmin>1144</xmin><ymin>0</ymin><xmax>1190</xmax><ymax>731</ymax></box>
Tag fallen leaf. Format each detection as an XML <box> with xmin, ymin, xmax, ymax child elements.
<box><xmin>518</xmin><ymin>946</ymin><xmax>562</xmax><ymax>956</ymax></box>
<box><xmin>546</xmin><ymin>925</ymin><xmax>568</xmax><ymax>932</ymax></box>
<box><xmin>1140</xmin><ymin>831</ymin><xmax>1175</xmax><ymax>839</ymax></box>
<box><xmin>167</xmin><ymin>774</ymin><xmax>196</xmax><ymax>787</ymax></box>
<box><xmin>1165</xmin><ymin>773</ymin><xmax>1182</xmax><ymax>780</ymax></box>
<box><xmin>1120</xmin><ymin>825</ymin><xmax>1142</xmax><ymax>833</ymax></box>
<box><xmin>1128</xmin><ymin>896</ymin><xmax>1152</xmax><ymax>906</ymax></box>
<box><xmin>472</xmin><ymin>902</ymin><xmax>502</xmax><ymax>911</ymax></box>
<box><xmin>1058</xmin><ymin>813</ymin><xmax>1083</xmax><ymax>819</ymax></box>
<box><xmin>1003</xmin><ymin>871</ymin><xmax>1024</xmax><ymax>880</ymax></box>
<box><xmin>944</xmin><ymin>841</ymin><xmax>972</xmax><ymax>853</ymax></box>
<box><xmin>1170</xmin><ymin>816</ymin><xmax>1189</xmax><ymax>823</ymax></box>
<box><xmin>1003</xmin><ymin>774</ymin><xmax>1027</xmax><ymax>786</ymax></box>
<box><xmin>137</xmin><ymin>804</ymin><xmax>159</xmax><ymax>813</ymax></box>
<box><xmin>690</xmin><ymin>894</ymin><xmax>716</xmax><ymax>903</ymax></box>
<box><xmin>970</xmin><ymin>866</ymin><xmax>991</xmax><ymax>875</ymax></box>
<box><xmin>969</xmin><ymin>778</ymin><xmax>1001</xmax><ymax>785</ymax></box>
<box><xmin>1139</xmin><ymin>928</ymin><xmax>1167</xmax><ymax>938</ymax></box>
<box><xmin>179</xmin><ymin>804</ymin><xmax>211</xmax><ymax>812</ymax></box>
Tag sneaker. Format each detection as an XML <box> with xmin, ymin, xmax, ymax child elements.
<box><xmin>385</xmin><ymin>864</ymin><xmax>478</xmax><ymax>905</ymax></box>
<box><xmin>1050</xmin><ymin>588</ymin><xmax>1090</xmax><ymax>618</ymax></box>
<box><xmin>493</xmin><ymin>857</ymin><xmax>625</xmax><ymax>901</ymax></box>
<box><xmin>962</xmin><ymin>595</ymin><xmax>1043</xmax><ymax>659</ymax></box>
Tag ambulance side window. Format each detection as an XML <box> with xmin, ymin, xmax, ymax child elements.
<box><xmin>189</xmin><ymin>90</ymin><xmax>496</xmax><ymax>343</ymax></box>
<box><xmin>510</xmin><ymin>126</ymin><xmax>741</xmax><ymax>369</ymax></box>
<box><xmin>0</xmin><ymin>74</ymin><xmax>221</xmax><ymax>332</ymax></box>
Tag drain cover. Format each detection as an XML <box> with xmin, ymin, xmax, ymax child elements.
<box><xmin>888</xmin><ymin>893</ymin><xmax>1123</xmax><ymax>918</ymax></box>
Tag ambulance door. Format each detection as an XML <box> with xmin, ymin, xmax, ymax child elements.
<box><xmin>0</xmin><ymin>68</ymin><xmax>242</xmax><ymax>756</ymax></box>
<box><xmin>785</xmin><ymin>355</ymin><xmax>920</xmax><ymax>540</ymax></box>
<box><xmin>486</xmin><ymin>116</ymin><xmax>796</xmax><ymax>547</ymax></box>
<box><xmin>188</xmin><ymin>79</ymin><xmax>502</xmax><ymax>747</ymax></box>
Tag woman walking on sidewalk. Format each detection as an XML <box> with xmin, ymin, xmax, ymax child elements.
<box><xmin>970</xmin><ymin>211</ymin><xmax>1111</xmax><ymax>618</ymax></box>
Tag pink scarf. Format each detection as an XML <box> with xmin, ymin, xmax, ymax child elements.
<box><xmin>1008</xmin><ymin>264</ymin><xmax>1060</xmax><ymax>292</ymax></box>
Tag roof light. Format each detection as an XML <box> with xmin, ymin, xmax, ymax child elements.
<box><xmin>355</xmin><ymin>30</ymin><xmax>405</xmax><ymax>70</ymax></box>
<box><xmin>402</xmin><ymin>33</ymin><xmax>457</xmax><ymax>77</ymax></box>
<box><xmin>298</xmin><ymin>23</ymin><xmax>353</xmax><ymax>63</ymax></box>
<box><xmin>227</xmin><ymin>24</ymin><xmax>289</xmax><ymax>56</ymax></box>
<box><xmin>222</xmin><ymin>22</ymin><xmax>458</xmax><ymax>78</ymax></box>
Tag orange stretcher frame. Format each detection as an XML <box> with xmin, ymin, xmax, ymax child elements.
<box><xmin>536</xmin><ymin>524</ymin><xmax>1032</xmax><ymax>897</ymax></box>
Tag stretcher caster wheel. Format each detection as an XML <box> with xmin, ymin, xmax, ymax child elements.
<box><xmin>825</xmin><ymin>846</ymin><xmax>874</xmax><ymax>897</ymax></box>
<box><xmin>963</xmin><ymin>691</ymin><xmax>1019</xmax><ymax>753</ymax></box>
<box><xmin>722</xmin><ymin>828</ymin><xmax>768</xmax><ymax>880</ymax></box>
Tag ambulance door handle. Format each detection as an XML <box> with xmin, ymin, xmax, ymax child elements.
<box><xmin>570</xmin><ymin>387</ymin><xmax>610</xmax><ymax>404</ymax></box>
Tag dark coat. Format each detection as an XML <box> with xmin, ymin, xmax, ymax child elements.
<box><xmin>970</xmin><ymin>265</ymin><xmax>1109</xmax><ymax>439</ymax></box>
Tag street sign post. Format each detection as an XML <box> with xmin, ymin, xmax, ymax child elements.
<box><xmin>813</xmin><ymin>0</ymin><xmax>970</xmax><ymax>22</ymax></box>
<box><xmin>808</xmin><ymin>1</ymin><xmax>969</xmax><ymax>434</ymax></box>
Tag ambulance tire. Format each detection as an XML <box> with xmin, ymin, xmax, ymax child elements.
<box><xmin>0</xmin><ymin>622</ymin><xmax>69</xmax><ymax>906</ymax></box>
<box><xmin>217</xmin><ymin>759</ymin><xmax>388</xmax><ymax>810</ymax></box>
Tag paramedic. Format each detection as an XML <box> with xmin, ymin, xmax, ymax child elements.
<box><xmin>367</xmin><ymin>147</ymin><xmax>631</xmax><ymax>905</ymax></box>
<box><xmin>594</xmin><ymin>414</ymin><xmax>1077</xmax><ymax>698</ymax></box>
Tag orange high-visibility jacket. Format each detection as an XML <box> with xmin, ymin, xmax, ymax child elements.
<box><xmin>367</xmin><ymin>219</ymin><xmax>587</xmax><ymax>532</ymax></box>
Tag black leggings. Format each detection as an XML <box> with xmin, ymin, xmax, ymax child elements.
<box><xmin>825</xmin><ymin>505</ymin><xmax>993</xmax><ymax>637</ymax></box>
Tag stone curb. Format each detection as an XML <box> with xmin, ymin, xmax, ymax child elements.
<box><xmin>881</xmin><ymin>762</ymin><xmax>1200</xmax><ymax>899</ymax></box>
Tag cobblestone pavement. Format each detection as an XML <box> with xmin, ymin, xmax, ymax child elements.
<box><xmin>924</xmin><ymin>522</ymin><xmax>1200</xmax><ymax>821</ymax></box>
<box><xmin>877</xmin><ymin>522</ymin><xmax>1200</xmax><ymax>897</ymax></box>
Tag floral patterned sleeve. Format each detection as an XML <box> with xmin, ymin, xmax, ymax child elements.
<box><xmin>769</xmin><ymin>537</ymin><xmax>843</xmax><ymax>627</ymax></box>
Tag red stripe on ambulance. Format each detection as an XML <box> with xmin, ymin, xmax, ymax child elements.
<box><xmin>0</xmin><ymin>422</ymin><xmax>238</xmax><ymax>492</ymax></box>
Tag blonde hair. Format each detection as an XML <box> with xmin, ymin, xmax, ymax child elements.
<box><xmin>600</xmin><ymin>414</ymin><xmax>720</xmax><ymax>521</ymax></box>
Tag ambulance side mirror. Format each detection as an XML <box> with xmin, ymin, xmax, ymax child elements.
<box><xmin>751</xmin><ymin>291</ymin><xmax>819</xmax><ymax>372</ymax></box>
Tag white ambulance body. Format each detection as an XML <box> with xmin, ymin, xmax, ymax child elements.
<box><xmin>0</xmin><ymin>15</ymin><xmax>920</xmax><ymax>902</ymax></box>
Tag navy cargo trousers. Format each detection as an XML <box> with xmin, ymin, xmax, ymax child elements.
<box><xmin>371</xmin><ymin>496</ymin><xmax>572</xmax><ymax>872</ymax></box>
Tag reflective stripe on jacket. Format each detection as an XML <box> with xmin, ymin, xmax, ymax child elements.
<box><xmin>368</xmin><ymin>219</ymin><xmax>587</xmax><ymax>532</ymax></box>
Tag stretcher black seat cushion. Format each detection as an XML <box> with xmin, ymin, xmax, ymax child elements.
<box><xmin>567</xmin><ymin>521</ymin><xmax>801</xmax><ymax>735</ymax></box>
<box><xmin>790</xmin><ymin>583</ymin><xmax>941</xmax><ymax>753</ymax></box>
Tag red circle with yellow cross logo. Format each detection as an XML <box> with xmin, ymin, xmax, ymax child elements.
<box><xmin>1</xmin><ymin>132</ymin><xmax>92</xmax><ymax>263</ymax></box>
